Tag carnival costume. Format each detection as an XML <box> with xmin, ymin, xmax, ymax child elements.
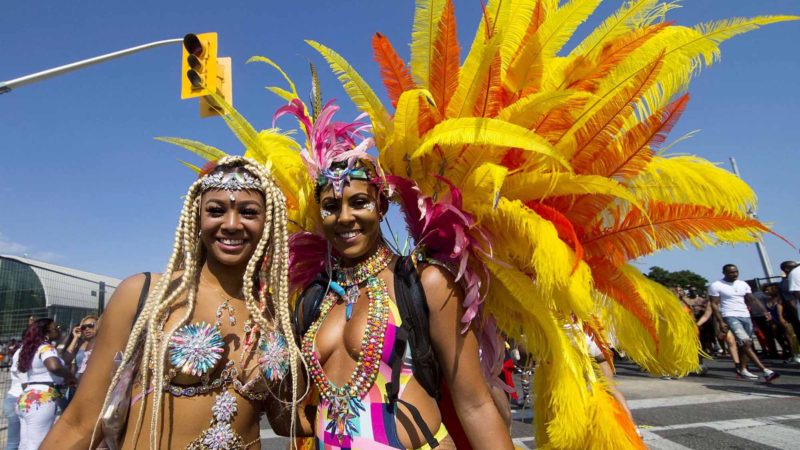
<box><xmin>161</xmin><ymin>1</ymin><xmax>797</xmax><ymax>448</ymax></box>
<box><xmin>93</xmin><ymin>158</ymin><xmax>296</xmax><ymax>450</ymax></box>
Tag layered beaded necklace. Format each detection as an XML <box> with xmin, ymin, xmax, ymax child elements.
<box><xmin>332</xmin><ymin>242</ymin><xmax>393</xmax><ymax>320</ymax></box>
<box><xmin>301</xmin><ymin>243</ymin><xmax>394</xmax><ymax>443</ymax></box>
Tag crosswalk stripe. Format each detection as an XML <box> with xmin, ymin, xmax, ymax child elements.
<box><xmin>512</xmin><ymin>438</ymin><xmax>534</xmax><ymax>449</ymax></box>
<box><xmin>727</xmin><ymin>424</ymin><xmax>800</xmax><ymax>450</ymax></box>
<box><xmin>646</xmin><ymin>414</ymin><xmax>800</xmax><ymax>432</ymax></box>
<box><xmin>510</xmin><ymin>391</ymin><xmax>791</xmax><ymax>421</ymax></box>
<box><xmin>639</xmin><ymin>430</ymin><xmax>692</xmax><ymax>450</ymax></box>
<box><xmin>627</xmin><ymin>391</ymin><xmax>791</xmax><ymax>410</ymax></box>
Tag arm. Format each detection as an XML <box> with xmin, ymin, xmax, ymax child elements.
<box><xmin>41</xmin><ymin>273</ymin><xmax>152</xmax><ymax>450</ymax></box>
<box><xmin>421</xmin><ymin>265</ymin><xmax>514</xmax><ymax>450</ymax></box>
<box><xmin>776</xmin><ymin>303</ymin><xmax>791</xmax><ymax>328</ymax></box>
<box><xmin>61</xmin><ymin>327</ymin><xmax>84</xmax><ymax>366</ymax></box>
<box><xmin>696</xmin><ymin>301</ymin><xmax>713</xmax><ymax>327</ymax></box>
<box><xmin>709</xmin><ymin>296</ymin><xmax>727</xmax><ymax>333</ymax></box>
<box><xmin>263</xmin><ymin>359</ymin><xmax>314</xmax><ymax>437</ymax></box>
<box><xmin>43</xmin><ymin>356</ymin><xmax>77</xmax><ymax>385</ymax></box>
<box><xmin>264</xmin><ymin>295</ymin><xmax>314</xmax><ymax>437</ymax></box>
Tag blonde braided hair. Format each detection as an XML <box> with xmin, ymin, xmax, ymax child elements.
<box><xmin>92</xmin><ymin>156</ymin><xmax>300</xmax><ymax>448</ymax></box>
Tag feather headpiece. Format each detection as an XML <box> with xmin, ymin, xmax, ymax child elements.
<box><xmin>273</xmin><ymin>95</ymin><xmax>378</xmax><ymax>198</ymax></box>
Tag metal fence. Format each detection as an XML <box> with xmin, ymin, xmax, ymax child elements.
<box><xmin>0</xmin><ymin>369</ymin><xmax>9</xmax><ymax>448</ymax></box>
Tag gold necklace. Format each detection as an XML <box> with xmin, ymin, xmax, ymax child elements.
<box><xmin>200</xmin><ymin>276</ymin><xmax>242</xmax><ymax>327</ymax></box>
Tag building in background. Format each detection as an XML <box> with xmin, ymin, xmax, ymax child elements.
<box><xmin>0</xmin><ymin>255</ymin><xmax>120</xmax><ymax>340</ymax></box>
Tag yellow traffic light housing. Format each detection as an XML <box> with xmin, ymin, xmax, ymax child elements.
<box><xmin>181</xmin><ymin>33</ymin><xmax>219</xmax><ymax>98</ymax></box>
<box><xmin>199</xmin><ymin>57</ymin><xmax>232</xmax><ymax>117</ymax></box>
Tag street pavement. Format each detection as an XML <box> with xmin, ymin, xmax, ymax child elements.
<box><xmin>258</xmin><ymin>355</ymin><xmax>800</xmax><ymax>449</ymax></box>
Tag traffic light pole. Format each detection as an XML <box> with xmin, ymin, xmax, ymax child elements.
<box><xmin>729</xmin><ymin>157</ymin><xmax>775</xmax><ymax>279</ymax></box>
<box><xmin>0</xmin><ymin>38</ymin><xmax>183</xmax><ymax>94</ymax></box>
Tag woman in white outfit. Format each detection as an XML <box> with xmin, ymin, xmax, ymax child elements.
<box><xmin>12</xmin><ymin>319</ymin><xmax>76</xmax><ymax>450</ymax></box>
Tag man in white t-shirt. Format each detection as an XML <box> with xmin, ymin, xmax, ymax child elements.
<box><xmin>708</xmin><ymin>264</ymin><xmax>779</xmax><ymax>382</ymax></box>
<box><xmin>785</xmin><ymin>261</ymin><xmax>800</xmax><ymax>309</ymax></box>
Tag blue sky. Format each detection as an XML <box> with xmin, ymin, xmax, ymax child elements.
<box><xmin>1</xmin><ymin>0</ymin><xmax>798</xmax><ymax>285</ymax></box>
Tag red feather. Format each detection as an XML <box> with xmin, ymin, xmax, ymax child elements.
<box><xmin>590</xmin><ymin>258</ymin><xmax>659</xmax><ymax>348</ymax></box>
<box><xmin>429</xmin><ymin>0</ymin><xmax>460</xmax><ymax>116</ymax></box>
<box><xmin>526</xmin><ymin>201</ymin><xmax>584</xmax><ymax>273</ymax></box>
<box><xmin>372</xmin><ymin>32</ymin><xmax>415</xmax><ymax>108</ymax></box>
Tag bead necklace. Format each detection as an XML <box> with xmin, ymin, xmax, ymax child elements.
<box><xmin>301</xmin><ymin>276</ymin><xmax>390</xmax><ymax>444</ymax></box>
<box><xmin>332</xmin><ymin>242</ymin><xmax>393</xmax><ymax>320</ymax></box>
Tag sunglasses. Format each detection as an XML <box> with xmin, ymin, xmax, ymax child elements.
<box><xmin>80</xmin><ymin>323</ymin><xmax>96</xmax><ymax>330</ymax></box>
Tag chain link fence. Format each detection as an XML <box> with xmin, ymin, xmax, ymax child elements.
<box><xmin>1</xmin><ymin>370</ymin><xmax>9</xmax><ymax>448</ymax></box>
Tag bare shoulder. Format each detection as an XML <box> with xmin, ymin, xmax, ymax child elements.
<box><xmin>418</xmin><ymin>263</ymin><xmax>463</xmax><ymax>311</ymax></box>
<box><xmin>104</xmin><ymin>272</ymin><xmax>163</xmax><ymax>321</ymax></box>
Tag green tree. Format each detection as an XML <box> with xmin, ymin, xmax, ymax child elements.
<box><xmin>646</xmin><ymin>266</ymin><xmax>708</xmax><ymax>294</ymax></box>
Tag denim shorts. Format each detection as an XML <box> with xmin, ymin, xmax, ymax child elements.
<box><xmin>724</xmin><ymin>316</ymin><xmax>755</xmax><ymax>346</ymax></box>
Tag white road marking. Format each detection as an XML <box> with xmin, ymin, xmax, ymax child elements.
<box><xmin>727</xmin><ymin>424</ymin><xmax>800</xmax><ymax>450</ymax></box>
<box><xmin>627</xmin><ymin>392</ymin><xmax>791</xmax><ymax>410</ymax></box>
<box><xmin>511</xmin><ymin>391</ymin><xmax>792</xmax><ymax>421</ymax></box>
<box><xmin>512</xmin><ymin>438</ymin><xmax>534</xmax><ymax>449</ymax></box>
<box><xmin>639</xmin><ymin>430</ymin><xmax>693</xmax><ymax>450</ymax></box>
<box><xmin>645</xmin><ymin>414</ymin><xmax>800</xmax><ymax>432</ymax></box>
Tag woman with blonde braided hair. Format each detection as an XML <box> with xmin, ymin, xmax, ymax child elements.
<box><xmin>42</xmin><ymin>155</ymin><xmax>301</xmax><ymax>449</ymax></box>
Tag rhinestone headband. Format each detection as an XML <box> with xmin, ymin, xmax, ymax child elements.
<box><xmin>201</xmin><ymin>171</ymin><xmax>261</xmax><ymax>191</ymax></box>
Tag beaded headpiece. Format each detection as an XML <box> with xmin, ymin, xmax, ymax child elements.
<box><xmin>200</xmin><ymin>170</ymin><xmax>261</xmax><ymax>191</ymax></box>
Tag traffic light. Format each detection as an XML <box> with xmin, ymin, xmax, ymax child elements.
<box><xmin>181</xmin><ymin>33</ymin><xmax>219</xmax><ymax>99</ymax></box>
<box><xmin>199</xmin><ymin>57</ymin><xmax>232</xmax><ymax>117</ymax></box>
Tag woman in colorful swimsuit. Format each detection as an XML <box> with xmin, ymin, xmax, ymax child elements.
<box><xmin>266</xmin><ymin>92</ymin><xmax>513</xmax><ymax>449</ymax></box>
<box><xmin>42</xmin><ymin>156</ymin><xmax>300</xmax><ymax>449</ymax></box>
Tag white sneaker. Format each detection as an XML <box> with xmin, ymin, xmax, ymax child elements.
<box><xmin>763</xmin><ymin>369</ymin><xmax>780</xmax><ymax>383</ymax></box>
<box><xmin>736</xmin><ymin>368</ymin><xmax>758</xmax><ymax>379</ymax></box>
<box><xmin>792</xmin><ymin>355</ymin><xmax>800</xmax><ymax>364</ymax></box>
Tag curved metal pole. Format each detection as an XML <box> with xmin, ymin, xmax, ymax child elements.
<box><xmin>730</xmin><ymin>157</ymin><xmax>775</xmax><ymax>279</ymax></box>
<box><xmin>0</xmin><ymin>38</ymin><xmax>183</xmax><ymax>94</ymax></box>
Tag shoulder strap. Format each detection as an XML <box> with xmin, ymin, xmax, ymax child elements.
<box><xmin>131</xmin><ymin>272</ymin><xmax>151</xmax><ymax>331</ymax></box>
<box><xmin>391</xmin><ymin>255</ymin><xmax>441</xmax><ymax>399</ymax></box>
<box><xmin>386</xmin><ymin>255</ymin><xmax>441</xmax><ymax>448</ymax></box>
<box><xmin>295</xmin><ymin>273</ymin><xmax>331</xmax><ymax>336</ymax></box>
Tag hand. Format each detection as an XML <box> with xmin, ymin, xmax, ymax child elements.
<box><xmin>65</xmin><ymin>373</ymin><xmax>78</xmax><ymax>387</ymax></box>
<box><xmin>72</xmin><ymin>327</ymin><xmax>82</xmax><ymax>339</ymax></box>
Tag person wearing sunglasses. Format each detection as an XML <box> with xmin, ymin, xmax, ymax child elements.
<box><xmin>61</xmin><ymin>315</ymin><xmax>98</xmax><ymax>382</ymax></box>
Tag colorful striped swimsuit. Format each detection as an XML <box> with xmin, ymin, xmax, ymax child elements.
<box><xmin>306</xmin><ymin>298</ymin><xmax>448</xmax><ymax>449</ymax></box>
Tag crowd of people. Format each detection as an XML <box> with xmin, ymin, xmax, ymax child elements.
<box><xmin>669</xmin><ymin>262</ymin><xmax>800</xmax><ymax>381</ymax></box>
<box><xmin>1</xmin><ymin>315</ymin><xmax>98</xmax><ymax>449</ymax></box>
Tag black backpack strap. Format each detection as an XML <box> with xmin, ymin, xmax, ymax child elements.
<box><xmin>386</xmin><ymin>326</ymin><xmax>409</xmax><ymax>402</ymax></box>
<box><xmin>294</xmin><ymin>273</ymin><xmax>331</xmax><ymax>336</ymax></box>
<box><xmin>396</xmin><ymin>399</ymin><xmax>439</xmax><ymax>448</ymax></box>
<box><xmin>132</xmin><ymin>272</ymin><xmax>151</xmax><ymax>330</ymax></box>
<box><xmin>386</xmin><ymin>256</ymin><xmax>441</xmax><ymax>448</ymax></box>
<box><xmin>392</xmin><ymin>256</ymin><xmax>441</xmax><ymax>399</ymax></box>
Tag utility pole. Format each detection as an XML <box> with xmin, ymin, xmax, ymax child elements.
<box><xmin>98</xmin><ymin>281</ymin><xmax>106</xmax><ymax>315</ymax></box>
<box><xmin>0</xmin><ymin>38</ymin><xmax>183</xmax><ymax>94</ymax></box>
<box><xmin>729</xmin><ymin>157</ymin><xmax>774</xmax><ymax>279</ymax></box>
